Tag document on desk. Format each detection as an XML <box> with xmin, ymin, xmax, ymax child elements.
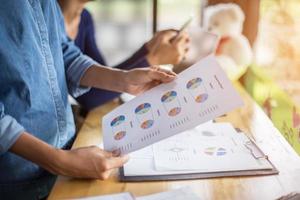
<box><xmin>122</xmin><ymin>123</ymin><xmax>275</xmax><ymax>179</ymax></box>
<box><xmin>102</xmin><ymin>55</ymin><xmax>244</xmax><ymax>154</ymax></box>
<box><xmin>136</xmin><ymin>187</ymin><xmax>200</xmax><ymax>200</ymax></box>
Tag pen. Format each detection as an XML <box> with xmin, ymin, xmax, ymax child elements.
<box><xmin>171</xmin><ymin>16</ymin><xmax>193</xmax><ymax>42</ymax></box>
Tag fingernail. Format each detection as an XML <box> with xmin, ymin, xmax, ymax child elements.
<box><xmin>112</xmin><ymin>149</ymin><xmax>121</xmax><ymax>157</ymax></box>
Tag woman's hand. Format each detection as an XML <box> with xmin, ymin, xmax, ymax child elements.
<box><xmin>56</xmin><ymin>146</ymin><xmax>129</xmax><ymax>180</ymax></box>
<box><xmin>123</xmin><ymin>66</ymin><xmax>176</xmax><ymax>95</ymax></box>
<box><xmin>10</xmin><ymin>132</ymin><xmax>128</xmax><ymax>180</ymax></box>
<box><xmin>146</xmin><ymin>30</ymin><xmax>190</xmax><ymax>65</ymax></box>
<box><xmin>81</xmin><ymin>63</ymin><xmax>176</xmax><ymax>95</ymax></box>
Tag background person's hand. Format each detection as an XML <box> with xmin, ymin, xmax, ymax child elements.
<box><xmin>146</xmin><ymin>30</ymin><xmax>190</xmax><ymax>65</ymax></box>
<box><xmin>56</xmin><ymin>146</ymin><xmax>129</xmax><ymax>180</ymax></box>
<box><xmin>123</xmin><ymin>66</ymin><xmax>176</xmax><ymax>95</ymax></box>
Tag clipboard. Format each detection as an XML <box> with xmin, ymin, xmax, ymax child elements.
<box><xmin>118</xmin><ymin>129</ymin><xmax>279</xmax><ymax>182</ymax></box>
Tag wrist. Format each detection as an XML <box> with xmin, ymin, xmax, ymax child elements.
<box><xmin>116</xmin><ymin>69</ymin><xmax>129</xmax><ymax>93</ymax></box>
<box><xmin>146</xmin><ymin>53</ymin><xmax>158</xmax><ymax>65</ymax></box>
<box><xmin>49</xmin><ymin>148</ymin><xmax>69</xmax><ymax>176</ymax></box>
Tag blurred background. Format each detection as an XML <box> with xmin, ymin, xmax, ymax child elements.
<box><xmin>85</xmin><ymin>0</ymin><xmax>300</xmax><ymax>155</ymax></box>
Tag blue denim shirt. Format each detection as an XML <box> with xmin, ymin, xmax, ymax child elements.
<box><xmin>0</xmin><ymin>0</ymin><xmax>96</xmax><ymax>187</ymax></box>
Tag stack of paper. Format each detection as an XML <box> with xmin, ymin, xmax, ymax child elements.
<box><xmin>122</xmin><ymin>122</ymin><xmax>274</xmax><ymax>177</ymax></box>
<box><xmin>74</xmin><ymin>187</ymin><xmax>200</xmax><ymax>200</ymax></box>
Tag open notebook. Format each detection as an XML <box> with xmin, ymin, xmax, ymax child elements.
<box><xmin>119</xmin><ymin>122</ymin><xmax>278</xmax><ymax>181</ymax></box>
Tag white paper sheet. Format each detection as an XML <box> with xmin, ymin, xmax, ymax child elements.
<box><xmin>102</xmin><ymin>55</ymin><xmax>243</xmax><ymax>154</ymax></box>
<box><xmin>73</xmin><ymin>193</ymin><xmax>134</xmax><ymax>200</ymax></box>
<box><xmin>136</xmin><ymin>187</ymin><xmax>200</xmax><ymax>200</ymax></box>
<box><xmin>123</xmin><ymin>123</ymin><xmax>273</xmax><ymax>176</ymax></box>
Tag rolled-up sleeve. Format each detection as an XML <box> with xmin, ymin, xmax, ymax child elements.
<box><xmin>61</xmin><ymin>36</ymin><xmax>97</xmax><ymax>97</ymax></box>
<box><xmin>0</xmin><ymin>102</ymin><xmax>25</xmax><ymax>154</ymax></box>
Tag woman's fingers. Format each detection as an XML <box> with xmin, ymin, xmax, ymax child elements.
<box><xmin>105</xmin><ymin>155</ymin><xmax>130</xmax><ymax>170</ymax></box>
<box><xmin>148</xmin><ymin>68</ymin><xmax>176</xmax><ymax>83</ymax></box>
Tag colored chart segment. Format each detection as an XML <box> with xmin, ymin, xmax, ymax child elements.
<box><xmin>114</xmin><ymin>131</ymin><xmax>126</xmax><ymax>140</ymax></box>
<box><xmin>161</xmin><ymin>91</ymin><xmax>177</xmax><ymax>103</ymax></box>
<box><xmin>186</xmin><ymin>77</ymin><xmax>202</xmax><ymax>89</ymax></box>
<box><xmin>196</xmin><ymin>93</ymin><xmax>208</xmax><ymax>103</ymax></box>
<box><xmin>204</xmin><ymin>147</ymin><xmax>227</xmax><ymax>156</ymax></box>
<box><xmin>161</xmin><ymin>91</ymin><xmax>182</xmax><ymax>117</ymax></box>
<box><xmin>186</xmin><ymin>77</ymin><xmax>209</xmax><ymax>103</ymax></box>
<box><xmin>168</xmin><ymin>107</ymin><xmax>181</xmax><ymax>116</ymax></box>
<box><xmin>135</xmin><ymin>103</ymin><xmax>154</xmax><ymax>129</ymax></box>
<box><xmin>110</xmin><ymin>115</ymin><xmax>125</xmax><ymax>127</ymax></box>
<box><xmin>141</xmin><ymin>119</ymin><xmax>154</xmax><ymax>129</ymax></box>
<box><xmin>135</xmin><ymin>103</ymin><xmax>151</xmax><ymax>114</ymax></box>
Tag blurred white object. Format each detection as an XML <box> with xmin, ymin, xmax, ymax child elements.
<box><xmin>185</xmin><ymin>26</ymin><xmax>218</xmax><ymax>64</ymax></box>
<box><xmin>204</xmin><ymin>3</ymin><xmax>253</xmax><ymax>80</ymax></box>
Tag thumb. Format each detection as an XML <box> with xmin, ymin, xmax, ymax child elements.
<box><xmin>106</xmin><ymin>155</ymin><xmax>130</xmax><ymax>169</ymax></box>
<box><xmin>160</xmin><ymin>30</ymin><xmax>178</xmax><ymax>42</ymax></box>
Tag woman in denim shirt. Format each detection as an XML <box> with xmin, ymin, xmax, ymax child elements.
<box><xmin>0</xmin><ymin>0</ymin><xmax>176</xmax><ymax>199</ymax></box>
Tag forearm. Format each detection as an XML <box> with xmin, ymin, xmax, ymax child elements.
<box><xmin>9</xmin><ymin>132</ymin><xmax>128</xmax><ymax>179</ymax></box>
<box><xmin>10</xmin><ymin>132</ymin><xmax>63</xmax><ymax>175</ymax></box>
<box><xmin>80</xmin><ymin>64</ymin><xmax>128</xmax><ymax>93</ymax></box>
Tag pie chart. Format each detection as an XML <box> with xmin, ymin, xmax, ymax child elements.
<box><xmin>140</xmin><ymin>119</ymin><xmax>154</xmax><ymax>129</ymax></box>
<box><xmin>168</xmin><ymin>107</ymin><xmax>181</xmax><ymax>116</ymax></box>
<box><xmin>135</xmin><ymin>103</ymin><xmax>151</xmax><ymax>115</ymax></box>
<box><xmin>161</xmin><ymin>91</ymin><xmax>177</xmax><ymax>103</ymax></box>
<box><xmin>186</xmin><ymin>77</ymin><xmax>202</xmax><ymax>89</ymax></box>
<box><xmin>110</xmin><ymin>115</ymin><xmax>125</xmax><ymax>127</ymax></box>
<box><xmin>195</xmin><ymin>93</ymin><xmax>208</xmax><ymax>103</ymax></box>
<box><xmin>114</xmin><ymin>131</ymin><xmax>126</xmax><ymax>141</ymax></box>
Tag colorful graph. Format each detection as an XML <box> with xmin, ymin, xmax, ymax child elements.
<box><xmin>135</xmin><ymin>103</ymin><xmax>151</xmax><ymax>114</ymax></box>
<box><xmin>114</xmin><ymin>131</ymin><xmax>126</xmax><ymax>140</ymax></box>
<box><xmin>186</xmin><ymin>77</ymin><xmax>202</xmax><ymax>89</ymax></box>
<box><xmin>204</xmin><ymin>147</ymin><xmax>227</xmax><ymax>156</ymax></box>
<box><xmin>186</xmin><ymin>77</ymin><xmax>209</xmax><ymax>103</ymax></box>
<box><xmin>168</xmin><ymin>107</ymin><xmax>182</xmax><ymax>116</ymax></box>
<box><xmin>110</xmin><ymin>115</ymin><xmax>125</xmax><ymax>127</ymax></box>
<box><xmin>141</xmin><ymin>120</ymin><xmax>154</xmax><ymax>129</ymax></box>
<box><xmin>135</xmin><ymin>103</ymin><xmax>154</xmax><ymax>129</ymax></box>
<box><xmin>111</xmin><ymin>115</ymin><xmax>126</xmax><ymax>141</ymax></box>
<box><xmin>195</xmin><ymin>93</ymin><xmax>209</xmax><ymax>103</ymax></box>
<box><xmin>161</xmin><ymin>91</ymin><xmax>177</xmax><ymax>103</ymax></box>
<box><xmin>161</xmin><ymin>91</ymin><xmax>182</xmax><ymax>117</ymax></box>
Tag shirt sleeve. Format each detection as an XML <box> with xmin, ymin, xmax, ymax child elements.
<box><xmin>0</xmin><ymin>102</ymin><xmax>25</xmax><ymax>154</ymax></box>
<box><xmin>114</xmin><ymin>44</ymin><xmax>150</xmax><ymax>70</ymax></box>
<box><xmin>61</xmin><ymin>36</ymin><xmax>97</xmax><ymax>97</ymax></box>
<box><xmin>56</xmin><ymin>3</ymin><xmax>97</xmax><ymax>97</ymax></box>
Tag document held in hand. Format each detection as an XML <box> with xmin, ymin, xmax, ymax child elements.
<box><xmin>102</xmin><ymin>55</ymin><xmax>244</xmax><ymax>154</ymax></box>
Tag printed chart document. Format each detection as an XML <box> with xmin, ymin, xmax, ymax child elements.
<box><xmin>102</xmin><ymin>55</ymin><xmax>244</xmax><ymax>154</ymax></box>
<box><xmin>136</xmin><ymin>187</ymin><xmax>200</xmax><ymax>200</ymax></box>
<box><xmin>122</xmin><ymin>123</ymin><xmax>274</xmax><ymax>178</ymax></box>
<box><xmin>73</xmin><ymin>187</ymin><xmax>199</xmax><ymax>200</ymax></box>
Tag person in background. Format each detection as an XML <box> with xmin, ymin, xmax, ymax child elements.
<box><xmin>58</xmin><ymin>0</ymin><xmax>190</xmax><ymax>111</ymax></box>
<box><xmin>0</xmin><ymin>0</ymin><xmax>176</xmax><ymax>199</ymax></box>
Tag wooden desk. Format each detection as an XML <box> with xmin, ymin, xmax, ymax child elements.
<box><xmin>48</xmin><ymin>83</ymin><xmax>300</xmax><ymax>200</ymax></box>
